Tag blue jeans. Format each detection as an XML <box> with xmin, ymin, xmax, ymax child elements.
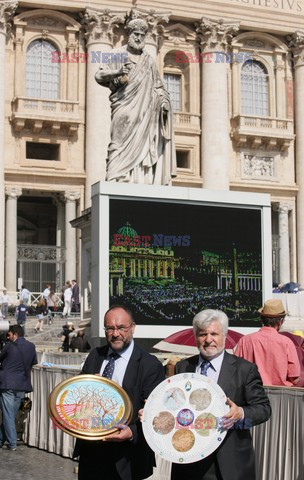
<box><xmin>0</xmin><ymin>390</ymin><xmax>24</xmax><ymax>448</ymax></box>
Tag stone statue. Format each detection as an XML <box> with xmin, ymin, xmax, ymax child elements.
<box><xmin>95</xmin><ymin>18</ymin><xmax>176</xmax><ymax>184</ymax></box>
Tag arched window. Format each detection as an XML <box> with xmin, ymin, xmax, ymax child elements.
<box><xmin>241</xmin><ymin>60</ymin><xmax>269</xmax><ymax>116</ymax></box>
<box><xmin>26</xmin><ymin>40</ymin><xmax>60</xmax><ymax>99</ymax></box>
<box><xmin>163</xmin><ymin>51</ymin><xmax>190</xmax><ymax>113</ymax></box>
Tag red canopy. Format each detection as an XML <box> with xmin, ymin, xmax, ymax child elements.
<box><xmin>154</xmin><ymin>328</ymin><xmax>243</xmax><ymax>355</ymax></box>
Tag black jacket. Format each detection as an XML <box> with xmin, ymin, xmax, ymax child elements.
<box><xmin>74</xmin><ymin>343</ymin><xmax>165</xmax><ymax>480</ymax></box>
<box><xmin>0</xmin><ymin>337</ymin><xmax>37</xmax><ymax>392</ymax></box>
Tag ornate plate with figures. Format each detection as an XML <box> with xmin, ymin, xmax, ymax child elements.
<box><xmin>142</xmin><ymin>373</ymin><xmax>229</xmax><ymax>464</ymax></box>
<box><xmin>48</xmin><ymin>375</ymin><xmax>133</xmax><ymax>440</ymax></box>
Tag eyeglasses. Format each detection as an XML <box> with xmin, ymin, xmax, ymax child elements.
<box><xmin>104</xmin><ymin>323</ymin><xmax>134</xmax><ymax>334</ymax></box>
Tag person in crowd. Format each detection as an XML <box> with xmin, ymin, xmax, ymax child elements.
<box><xmin>235</xmin><ymin>299</ymin><xmax>300</xmax><ymax>386</ymax></box>
<box><xmin>16</xmin><ymin>301</ymin><xmax>28</xmax><ymax>336</ymax></box>
<box><xmin>71</xmin><ymin>279</ymin><xmax>80</xmax><ymax>313</ymax></box>
<box><xmin>73</xmin><ymin>304</ymin><xmax>165</xmax><ymax>480</ymax></box>
<box><xmin>47</xmin><ymin>290</ymin><xmax>57</xmax><ymax>324</ymax></box>
<box><xmin>70</xmin><ymin>329</ymin><xmax>90</xmax><ymax>352</ymax></box>
<box><xmin>0</xmin><ymin>332</ymin><xmax>10</xmax><ymax>353</ymax></box>
<box><xmin>63</xmin><ymin>281</ymin><xmax>73</xmax><ymax>317</ymax></box>
<box><xmin>0</xmin><ymin>324</ymin><xmax>37</xmax><ymax>450</ymax></box>
<box><xmin>20</xmin><ymin>286</ymin><xmax>30</xmax><ymax>305</ymax></box>
<box><xmin>272</xmin><ymin>282</ymin><xmax>281</xmax><ymax>293</ymax></box>
<box><xmin>42</xmin><ymin>284</ymin><xmax>51</xmax><ymax>308</ymax></box>
<box><xmin>60</xmin><ymin>321</ymin><xmax>74</xmax><ymax>352</ymax></box>
<box><xmin>34</xmin><ymin>298</ymin><xmax>46</xmax><ymax>333</ymax></box>
<box><xmin>0</xmin><ymin>289</ymin><xmax>10</xmax><ymax>319</ymax></box>
<box><xmin>170</xmin><ymin>309</ymin><xmax>271</xmax><ymax>480</ymax></box>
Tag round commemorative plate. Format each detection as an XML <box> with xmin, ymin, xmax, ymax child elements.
<box><xmin>48</xmin><ymin>374</ymin><xmax>133</xmax><ymax>440</ymax></box>
<box><xmin>142</xmin><ymin>373</ymin><xmax>229</xmax><ymax>464</ymax></box>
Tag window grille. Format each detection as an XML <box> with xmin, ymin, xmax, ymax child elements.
<box><xmin>164</xmin><ymin>73</ymin><xmax>181</xmax><ymax>111</ymax></box>
<box><xmin>26</xmin><ymin>40</ymin><xmax>60</xmax><ymax>99</ymax></box>
<box><xmin>241</xmin><ymin>60</ymin><xmax>269</xmax><ymax>116</ymax></box>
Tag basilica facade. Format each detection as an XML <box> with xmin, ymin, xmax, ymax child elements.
<box><xmin>0</xmin><ymin>0</ymin><xmax>303</xmax><ymax>295</ymax></box>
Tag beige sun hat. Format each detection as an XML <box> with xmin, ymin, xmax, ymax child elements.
<box><xmin>258</xmin><ymin>299</ymin><xmax>287</xmax><ymax>317</ymax></box>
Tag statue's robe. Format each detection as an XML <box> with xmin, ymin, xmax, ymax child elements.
<box><xmin>95</xmin><ymin>46</ymin><xmax>176</xmax><ymax>185</ymax></box>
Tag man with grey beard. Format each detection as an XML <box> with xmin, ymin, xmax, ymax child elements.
<box><xmin>95</xmin><ymin>18</ymin><xmax>176</xmax><ymax>185</ymax></box>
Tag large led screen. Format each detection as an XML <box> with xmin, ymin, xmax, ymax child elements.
<box><xmin>109</xmin><ymin>199</ymin><xmax>263</xmax><ymax>327</ymax></box>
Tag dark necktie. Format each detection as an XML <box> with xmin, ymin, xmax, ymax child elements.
<box><xmin>102</xmin><ymin>352</ymin><xmax>120</xmax><ymax>379</ymax></box>
<box><xmin>201</xmin><ymin>360</ymin><xmax>211</xmax><ymax>376</ymax></box>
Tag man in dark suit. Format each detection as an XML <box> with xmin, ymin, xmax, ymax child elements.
<box><xmin>171</xmin><ymin>309</ymin><xmax>271</xmax><ymax>480</ymax></box>
<box><xmin>74</xmin><ymin>305</ymin><xmax>165</xmax><ymax>480</ymax></box>
<box><xmin>71</xmin><ymin>279</ymin><xmax>80</xmax><ymax>313</ymax></box>
<box><xmin>0</xmin><ymin>324</ymin><xmax>37</xmax><ymax>450</ymax></box>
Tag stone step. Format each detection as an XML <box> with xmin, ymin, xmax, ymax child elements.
<box><xmin>9</xmin><ymin>316</ymin><xmax>85</xmax><ymax>351</ymax></box>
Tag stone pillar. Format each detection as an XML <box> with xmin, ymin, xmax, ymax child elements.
<box><xmin>5</xmin><ymin>187</ymin><xmax>22</xmax><ymax>291</ymax></box>
<box><xmin>289</xmin><ymin>33</ymin><xmax>304</xmax><ymax>284</ymax></box>
<box><xmin>275</xmin><ymin>55</ymin><xmax>285</xmax><ymax>118</ymax></box>
<box><xmin>81</xmin><ymin>9</ymin><xmax>125</xmax><ymax>208</ymax></box>
<box><xmin>0</xmin><ymin>1</ymin><xmax>17</xmax><ymax>289</ymax></box>
<box><xmin>64</xmin><ymin>192</ymin><xmax>80</xmax><ymax>282</ymax></box>
<box><xmin>274</xmin><ymin>203</ymin><xmax>291</xmax><ymax>284</ymax></box>
<box><xmin>56</xmin><ymin>199</ymin><xmax>65</xmax><ymax>250</ymax></box>
<box><xmin>129</xmin><ymin>8</ymin><xmax>170</xmax><ymax>59</ymax></box>
<box><xmin>54</xmin><ymin>195</ymin><xmax>65</xmax><ymax>290</ymax></box>
<box><xmin>196</xmin><ymin>18</ymin><xmax>239</xmax><ymax>190</ymax></box>
<box><xmin>231</xmin><ymin>46</ymin><xmax>240</xmax><ymax>115</ymax></box>
<box><xmin>66</xmin><ymin>28</ymin><xmax>78</xmax><ymax>101</ymax></box>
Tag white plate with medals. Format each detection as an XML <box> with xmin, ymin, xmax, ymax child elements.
<box><xmin>142</xmin><ymin>373</ymin><xmax>229</xmax><ymax>464</ymax></box>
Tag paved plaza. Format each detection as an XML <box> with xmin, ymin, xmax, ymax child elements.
<box><xmin>0</xmin><ymin>444</ymin><xmax>78</xmax><ymax>480</ymax></box>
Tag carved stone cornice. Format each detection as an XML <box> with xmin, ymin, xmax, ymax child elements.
<box><xmin>196</xmin><ymin>17</ymin><xmax>239</xmax><ymax>53</ymax></box>
<box><xmin>0</xmin><ymin>1</ymin><xmax>17</xmax><ymax>38</ymax></box>
<box><xmin>5</xmin><ymin>186</ymin><xmax>22</xmax><ymax>199</ymax></box>
<box><xmin>129</xmin><ymin>7</ymin><xmax>170</xmax><ymax>49</ymax></box>
<box><xmin>80</xmin><ymin>8</ymin><xmax>125</xmax><ymax>46</ymax></box>
<box><xmin>64</xmin><ymin>191</ymin><xmax>81</xmax><ymax>203</ymax></box>
<box><xmin>288</xmin><ymin>31</ymin><xmax>304</xmax><ymax>68</ymax></box>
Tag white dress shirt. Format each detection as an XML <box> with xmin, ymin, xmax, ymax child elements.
<box><xmin>196</xmin><ymin>350</ymin><xmax>225</xmax><ymax>383</ymax></box>
<box><xmin>100</xmin><ymin>340</ymin><xmax>135</xmax><ymax>386</ymax></box>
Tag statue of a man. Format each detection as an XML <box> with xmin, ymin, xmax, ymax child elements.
<box><xmin>95</xmin><ymin>18</ymin><xmax>176</xmax><ymax>184</ymax></box>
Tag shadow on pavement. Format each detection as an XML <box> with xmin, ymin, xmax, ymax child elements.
<box><xmin>0</xmin><ymin>444</ymin><xmax>77</xmax><ymax>480</ymax></box>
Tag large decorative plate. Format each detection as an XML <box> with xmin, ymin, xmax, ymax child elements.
<box><xmin>49</xmin><ymin>374</ymin><xmax>133</xmax><ymax>440</ymax></box>
<box><xmin>142</xmin><ymin>373</ymin><xmax>229</xmax><ymax>464</ymax></box>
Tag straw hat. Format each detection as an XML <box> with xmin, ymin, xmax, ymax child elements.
<box><xmin>258</xmin><ymin>299</ymin><xmax>286</xmax><ymax>317</ymax></box>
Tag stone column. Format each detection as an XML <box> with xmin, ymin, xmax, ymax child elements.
<box><xmin>274</xmin><ymin>203</ymin><xmax>291</xmax><ymax>284</ymax></box>
<box><xmin>64</xmin><ymin>192</ymin><xmax>80</xmax><ymax>282</ymax></box>
<box><xmin>81</xmin><ymin>9</ymin><xmax>125</xmax><ymax>208</ymax></box>
<box><xmin>274</xmin><ymin>54</ymin><xmax>285</xmax><ymax>118</ymax></box>
<box><xmin>0</xmin><ymin>1</ymin><xmax>17</xmax><ymax>289</ymax></box>
<box><xmin>54</xmin><ymin>195</ymin><xmax>65</xmax><ymax>290</ymax></box>
<box><xmin>231</xmin><ymin>46</ymin><xmax>240</xmax><ymax>115</ymax></box>
<box><xmin>196</xmin><ymin>18</ymin><xmax>239</xmax><ymax>190</ymax></box>
<box><xmin>66</xmin><ymin>28</ymin><xmax>78</xmax><ymax>101</ymax></box>
<box><xmin>289</xmin><ymin>33</ymin><xmax>304</xmax><ymax>284</ymax></box>
<box><xmin>129</xmin><ymin>8</ymin><xmax>170</xmax><ymax>59</ymax></box>
<box><xmin>5</xmin><ymin>187</ymin><xmax>22</xmax><ymax>291</ymax></box>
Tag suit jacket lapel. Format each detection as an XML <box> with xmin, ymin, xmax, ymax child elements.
<box><xmin>217</xmin><ymin>351</ymin><xmax>237</xmax><ymax>393</ymax></box>
<box><xmin>122</xmin><ymin>344</ymin><xmax>141</xmax><ymax>392</ymax></box>
<box><xmin>185</xmin><ymin>355</ymin><xmax>198</xmax><ymax>373</ymax></box>
<box><xmin>93</xmin><ymin>346</ymin><xmax>108</xmax><ymax>374</ymax></box>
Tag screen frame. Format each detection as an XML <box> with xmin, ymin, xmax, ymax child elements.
<box><xmin>91</xmin><ymin>182</ymin><xmax>272</xmax><ymax>339</ymax></box>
